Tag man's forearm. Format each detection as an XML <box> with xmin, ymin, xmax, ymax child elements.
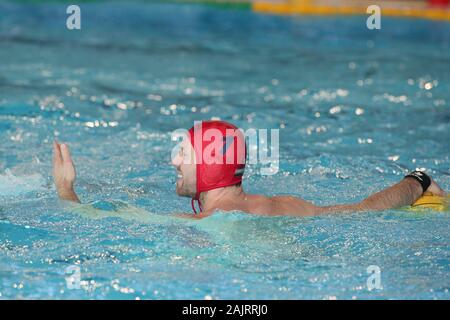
<box><xmin>358</xmin><ymin>177</ymin><xmax>423</xmax><ymax>211</ymax></box>
<box><xmin>317</xmin><ymin>177</ymin><xmax>423</xmax><ymax>214</ymax></box>
<box><xmin>57</xmin><ymin>186</ymin><xmax>81</xmax><ymax>203</ymax></box>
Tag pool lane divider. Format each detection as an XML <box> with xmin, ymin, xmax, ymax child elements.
<box><xmin>172</xmin><ymin>0</ymin><xmax>251</xmax><ymax>10</ymax></box>
<box><xmin>252</xmin><ymin>0</ymin><xmax>450</xmax><ymax>22</ymax></box>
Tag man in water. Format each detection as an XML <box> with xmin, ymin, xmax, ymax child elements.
<box><xmin>53</xmin><ymin>120</ymin><xmax>446</xmax><ymax>218</ymax></box>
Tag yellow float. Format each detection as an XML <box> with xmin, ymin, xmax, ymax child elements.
<box><xmin>409</xmin><ymin>192</ymin><xmax>450</xmax><ymax>211</ymax></box>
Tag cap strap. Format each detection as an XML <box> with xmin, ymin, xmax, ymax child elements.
<box><xmin>191</xmin><ymin>198</ymin><xmax>203</xmax><ymax>214</ymax></box>
<box><xmin>191</xmin><ymin>198</ymin><xmax>198</xmax><ymax>214</ymax></box>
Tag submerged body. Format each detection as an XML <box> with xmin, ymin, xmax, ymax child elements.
<box><xmin>53</xmin><ymin>120</ymin><xmax>447</xmax><ymax>218</ymax></box>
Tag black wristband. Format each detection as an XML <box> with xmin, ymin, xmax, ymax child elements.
<box><xmin>404</xmin><ymin>171</ymin><xmax>431</xmax><ymax>193</ymax></box>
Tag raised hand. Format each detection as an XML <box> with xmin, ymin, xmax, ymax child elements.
<box><xmin>53</xmin><ymin>141</ymin><xmax>80</xmax><ymax>203</ymax></box>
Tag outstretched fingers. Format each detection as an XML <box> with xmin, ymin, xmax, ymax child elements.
<box><xmin>53</xmin><ymin>140</ymin><xmax>63</xmax><ymax>166</ymax></box>
<box><xmin>60</xmin><ymin>143</ymin><xmax>73</xmax><ymax>164</ymax></box>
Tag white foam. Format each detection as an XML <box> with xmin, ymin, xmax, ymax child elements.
<box><xmin>0</xmin><ymin>169</ymin><xmax>46</xmax><ymax>196</ymax></box>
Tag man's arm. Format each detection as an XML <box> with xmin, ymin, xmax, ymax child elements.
<box><xmin>316</xmin><ymin>175</ymin><xmax>446</xmax><ymax>215</ymax></box>
<box><xmin>53</xmin><ymin>141</ymin><xmax>80</xmax><ymax>203</ymax></box>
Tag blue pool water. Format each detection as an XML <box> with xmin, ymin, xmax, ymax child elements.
<box><xmin>0</xmin><ymin>2</ymin><xmax>449</xmax><ymax>299</ymax></box>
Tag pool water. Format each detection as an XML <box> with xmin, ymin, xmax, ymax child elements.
<box><xmin>0</xmin><ymin>2</ymin><xmax>449</xmax><ymax>299</ymax></box>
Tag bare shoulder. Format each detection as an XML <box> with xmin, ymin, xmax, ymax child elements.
<box><xmin>240</xmin><ymin>194</ymin><xmax>316</xmax><ymax>216</ymax></box>
<box><xmin>271</xmin><ymin>195</ymin><xmax>312</xmax><ymax>203</ymax></box>
<box><xmin>270</xmin><ymin>195</ymin><xmax>317</xmax><ymax>216</ymax></box>
<box><xmin>236</xmin><ymin>194</ymin><xmax>273</xmax><ymax>215</ymax></box>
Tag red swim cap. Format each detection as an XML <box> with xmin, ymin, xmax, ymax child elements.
<box><xmin>188</xmin><ymin>120</ymin><xmax>246</xmax><ymax>213</ymax></box>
